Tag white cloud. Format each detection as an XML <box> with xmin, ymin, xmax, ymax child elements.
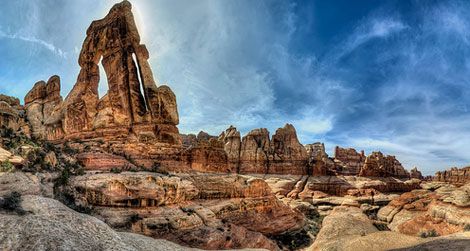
<box><xmin>0</xmin><ymin>30</ymin><xmax>66</xmax><ymax>58</ymax></box>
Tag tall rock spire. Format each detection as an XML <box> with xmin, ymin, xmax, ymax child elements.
<box><xmin>26</xmin><ymin>0</ymin><xmax>180</xmax><ymax>144</ymax></box>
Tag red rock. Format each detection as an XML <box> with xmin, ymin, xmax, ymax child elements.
<box><xmin>410</xmin><ymin>167</ymin><xmax>424</xmax><ymax>180</ymax></box>
<box><xmin>28</xmin><ymin>1</ymin><xmax>179</xmax><ymax>144</ymax></box>
<box><xmin>334</xmin><ymin>146</ymin><xmax>365</xmax><ymax>175</ymax></box>
<box><xmin>433</xmin><ymin>166</ymin><xmax>470</xmax><ymax>186</ymax></box>
<box><xmin>76</xmin><ymin>152</ymin><xmax>136</xmax><ymax>171</ymax></box>
<box><xmin>359</xmin><ymin>151</ymin><xmax>410</xmax><ymax>178</ymax></box>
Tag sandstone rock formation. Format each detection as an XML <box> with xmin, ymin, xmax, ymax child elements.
<box><xmin>219</xmin><ymin>126</ymin><xmax>241</xmax><ymax>172</ymax></box>
<box><xmin>333</xmin><ymin>146</ymin><xmax>365</xmax><ymax>175</ymax></box>
<box><xmin>28</xmin><ymin>1</ymin><xmax>179</xmax><ymax>144</ymax></box>
<box><xmin>377</xmin><ymin>182</ymin><xmax>470</xmax><ymax>237</ymax></box>
<box><xmin>434</xmin><ymin>166</ymin><xmax>470</xmax><ymax>186</ymax></box>
<box><xmin>219</xmin><ymin>124</ymin><xmax>308</xmax><ymax>175</ymax></box>
<box><xmin>305</xmin><ymin>143</ymin><xmax>333</xmax><ymax>176</ymax></box>
<box><xmin>24</xmin><ymin>76</ymin><xmax>63</xmax><ymax>139</ymax></box>
<box><xmin>266</xmin><ymin>175</ymin><xmax>420</xmax><ymax>199</ymax></box>
<box><xmin>0</xmin><ymin>94</ymin><xmax>27</xmax><ymax>133</ymax></box>
<box><xmin>0</xmin><ymin>195</ymin><xmax>195</xmax><ymax>251</ymax></box>
<box><xmin>410</xmin><ymin>167</ymin><xmax>424</xmax><ymax>180</ymax></box>
<box><xmin>64</xmin><ymin>172</ymin><xmax>303</xmax><ymax>249</ymax></box>
<box><xmin>311</xmin><ymin>206</ymin><xmax>470</xmax><ymax>251</ymax></box>
<box><xmin>77</xmin><ymin>152</ymin><xmax>136</xmax><ymax>171</ymax></box>
<box><xmin>359</xmin><ymin>152</ymin><xmax>410</xmax><ymax>178</ymax></box>
<box><xmin>239</xmin><ymin>128</ymin><xmax>271</xmax><ymax>174</ymax></box>
<box><xmin>269</xmin><ymin>124</ymin><xmax>308</xmax><ymax>174</ymax></box>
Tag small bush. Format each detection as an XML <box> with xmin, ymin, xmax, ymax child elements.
<box><xmin>0</xmin><ymin>160</ymin><xmax>15</xmax><ymax>172</ymax></box>
<box><xmin>419</xmin><ymin>229</ymin><xmax>439</xmax><ymax>238</ymax></box>
<box><xmin>0</xmin><ymin>191</ymin><xmax>25</xmax><ymax>215</ymax></box>
<box><xmin>129</xmin><ymin>213</ymin><xmax>142</xmax><ymax>223</ymax></box>
<box><xmin>464</xmin><ymin>224</ymin><xmax>470</xmax><ymax>231</ymax></box>
<box><xmin>110</xmin><ymin>167</ymin><xmax>122</xmax><ymax>173</ymax></box>
<box><xmin>181</xmin><ymin>207</ymin><xmax>195</xmax><ymax>216</ymax></box>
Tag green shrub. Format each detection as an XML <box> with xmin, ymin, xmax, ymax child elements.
<box><xmin>129</xmin><ymin>213</ymin><xmax>142</xmax><ymax>223</ymax></box>
<box><xmin>464</xmin><ymin>224</ymin><xmax>470</xmax><ymax>231</ymax></box>
<box><xmin>0</xmin><ymin>160</ymin><xmax>15</xmax><ymax>172</ymax></box>
<box><xmin>0</xmin><ymin>191</ymin><xmax>25</xmax><ymax>215</ymax></box>
<box><xmin>110</xmin><ymin>167</ymin><xmax>122</xmax><ymax>173</ymax></box>
<box><xmin>419</xmin><ymin>229</ymin><xmax>439</xmax><ymax>238</ymax></box>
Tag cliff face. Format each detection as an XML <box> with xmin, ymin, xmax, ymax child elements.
<box><xmin>217</xmin><ymin>124</ymin><xmax>308</xmax><ymax>175</ymax></box>
<box><xmin>359</xmin><ymin>151</ymin><xmax>410</xmax><ymax>178</ymax></box>
<box><xmin>334</xmin><ymin>146</ymin><xmax>365</xmax><ymax>176</ymax></box>
<box><xmin>64</xmin><ymin>173</ymin><xmax>303</xmax><ymax>250</ymax></box>
<box><xmin>434</xmin><ymin>166</ymin><xmax>470</xmax><ymax>186</ymax></box>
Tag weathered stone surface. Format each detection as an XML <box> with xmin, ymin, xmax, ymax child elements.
<box><xmin>0</xmin><ymin>94</ymin><xmax>20</xmax><ymax>107</ymax></box>
<box><xmin>333</xmin><ymin>146</ymin><xmax>365</xmax><ymax>175</ymax></box>
<box><xmin>0</xmin><ymin>147</ymin><xmax>24</xmax><ymax>167</ymax></box>
<box><xmin>239</xmin><ymin>128</ymin><xmax>271</xmax><ymax>174</ymax></box>
<box><xmin>310</xmin><ymin>206</ymin><xmax>470</xmax><ymax>251</ymax></box>
<box><xmin>232</xmin><ymin>124</ymin><xmax>309</xmax><ymax>175</ymax></box>
<box><xmin>0</xmin><ymin>195</ymin><xmax>194</xmax><ymax>251</ymax></box>
<box><xmin>269</xmin><ymin>124</ymin><xmax>308</xmax><ymax>175</ymax></box>
<box><xmin>0</xmin><ymin>172</ymin><xmax>54</xmax><ymax>197</ymax></box>
<box><xmin>24</xmin><ymin>76</ymin><xmax>63</xmax><ymax>139</ymax></box>
<box><xmin>378</xmin><ymin>184</ymin><xmax>470</xmax><ymax>237</ymax></box>
<box><xmin>359</xmin><ymin>151</ymin><xmax>410</xmax><ymax>178</ymax></box>
<box><xmin>65</xmin><ymin>172</ymin><xmax>303</xmax><ymax>250</ymax></box>
<box><xmin>77</xmin><ymin>152</ymin><xmax>136</xmax><ymax>171</ymax></box>
<box><xmin>219</xmin><ymin>126</ymin><xmax>241</xmax><ymax>172</ymax></box>
<box><xmin>0</xmin><ymin>95</ymin><xmax>24</xmax><ymax>132</ymax></box>
<box><xmin>32</xmin><ymin>1</ymin><xmax>179</xmax><ymax>144</ymax></box>
<box><xmin>410</xmin><ymin>167</ymin><xmax>424</xmax><ymax>180</ymax></box>
<box><xmin>305</xmin><ymin>142</ymin><xmax>333</xmax><ymax>176</ymax></box>
<box><xmin>433</xmin><ymin>166</ymin><xmax>470</xmax><ymax>186</ymax></box>
<box><xmin>311</xmin><ymin>206</ymin><xmax>421</xmax><ymax>250</ymax></box>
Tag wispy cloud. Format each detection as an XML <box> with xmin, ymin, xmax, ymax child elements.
<box><xmin>0</xmin><ymin>29</ymin><xmax>66</xmax><ymax>58</ymax></box>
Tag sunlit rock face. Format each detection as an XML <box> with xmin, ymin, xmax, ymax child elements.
<box><xmin>64</xmin><ymin>172</ymin><xmax>303</xmax><ymax>250</ymax></box>
<box><xmin>0</xmin><ymin>94</ymin><xmax>26</xmax><ymax>132</ymax></box>
<box><xmin>434</xmin><ymin>166</ymin><xmax>470</xmax><ymax>186</ymax></box>
<box><xmin>24</xmin><ymin>76</ymin><xmax>63</xmax><ymax>139</ymax></box>
<box><xmin>333</xmin><ymin>146</ymin><xmax>366</xmax><ymax>176</ymax></box>
<box><xmin>26</xmin><ymin>1</ymin><xmax>179</xmax><ymax>144</ymax></box>
<box><xmin>359</xmin><ymin>151</ymin><xmax>410</xmax><ymax>178</ymax></box>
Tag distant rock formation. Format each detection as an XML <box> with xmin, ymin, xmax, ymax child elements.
<box><xmin>24</xmin><ymin>76</ymin><xmax>63</xmax><ymax>139</ymax></box>
<box><xmin>434</xmin><ymin>166</ymin><xmax>470</xmax><ymax>186</ymax></box>
<box><xmin>216</xmin><ymin>124</ymin><xmax>308</xmax><ymax>175</ymax></box>
<box><xmin>334</xmin><ymin>146</ymin><xmax>366</xmax><ymax>175</ymax></box>
<box><xmin>0</xmin><ymin>94</ymin><xmax>28</xmax><ymax>133</ymax></box>
<box><xmin>305</xmin><ymin>142</ymin><xmax>333</xmax><ymax>176</ymax></box>
<box><xmin>26</xmin><ymin>1</ymin><xmax>179</xmax><ymax>144</ymax></box>
<box><xmin>359</xmin><ymin>151</ymin><xmax>410</xmax><ymax>178</ymax></box>
<box><xmin>409</xmin><ymin>167</ymin><xmax>424</xmax><ymax>180</ymax></box>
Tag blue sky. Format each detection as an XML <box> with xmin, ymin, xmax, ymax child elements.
<box><xmin>1</xmin><ymin>0</ymin><xmax>470</xmax><ymax>174</ymax></box>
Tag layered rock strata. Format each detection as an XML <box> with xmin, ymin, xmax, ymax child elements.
<box><xmin>434</xmin><ymin>166</ymin><xmax>470</xmax><ymax>186</ymax></box>
<box><xmin>65</xmin><ymin>172</ymin><xmax>304</xmax><ymax>250</ymax></box>
<box><xmin>24</xmin><ymin>76</ymin><xmax>63</xmax><ymax>139</ymax></box>
<box><xmin>377</xmin><ymin>182</ymin><xmax>470</xmax><ymax>237</ymax></box>
<box><xmin>333</xmin><ymin>146</ymin><xmax>365</xmax><ymax>175</ymax></box>
<box><xmin>0</xmin><ymin>95</ymin><xmax>28</xmax><ymax>133</ymax></box>
<box><xmin>359</xmin><ymin>151</ymin><xmax>410</xmax><ymax>178</ymax></box>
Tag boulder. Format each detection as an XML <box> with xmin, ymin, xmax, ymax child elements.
<box><xmin>0</xmin><ymin>195</ymin><xmax>194</xmax><ymax>251</ymax></box>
